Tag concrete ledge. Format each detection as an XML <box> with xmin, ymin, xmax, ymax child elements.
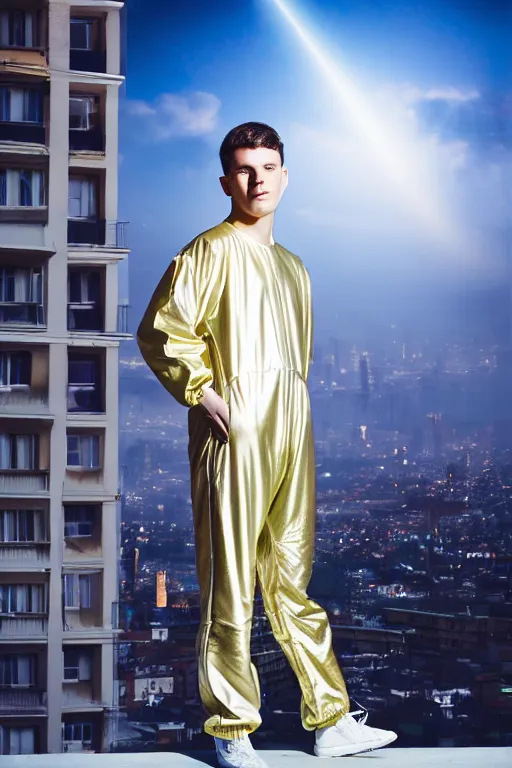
<box><xmin>1</xmin><ymin>748</ymin><xmax>511</xmax><ymax>767</ymax></box>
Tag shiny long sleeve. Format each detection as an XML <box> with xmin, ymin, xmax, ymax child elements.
<box><xmin>137</xmin><ymin>237</ymin><xmax>225</xmax><ymax>407</ymax></box>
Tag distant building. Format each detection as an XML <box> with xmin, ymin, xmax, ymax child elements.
<box><xmin>156</xmin><ymin>571</ymin><xmax>167</xmax><ymax>608</ymax></box>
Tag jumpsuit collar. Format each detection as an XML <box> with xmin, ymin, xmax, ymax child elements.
<box><xmin>222</xmin><ymin>219</ymin><xmax>276</xmax><ymax>248</ymax></box>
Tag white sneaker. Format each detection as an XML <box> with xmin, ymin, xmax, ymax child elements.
<box><xmin>314</xmin><ymin>708</ymin><xmax>397</xmax><ymax>757</ymax></box>
<box><xmin>215</xmin><ymin>732</ymin><xmax>269</xmax><ymax>768</ymax></box>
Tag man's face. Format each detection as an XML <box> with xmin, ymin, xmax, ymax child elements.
<box><xmin>220</xmin><ymin>146</ymin><xmax>288</xmax><ymax>219</ymax></box>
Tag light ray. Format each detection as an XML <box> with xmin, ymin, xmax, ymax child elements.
<box><xmin>268</xmin><ymin>0</ymin><xmax>462</xmax><ymax>249</ymax></box>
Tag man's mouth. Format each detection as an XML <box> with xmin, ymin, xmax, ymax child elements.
<box><xmin>253</xmin><ymin>192</ymin><xmax>268</xmax><ymax>199</ymax></box>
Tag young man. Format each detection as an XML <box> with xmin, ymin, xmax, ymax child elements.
<box><xmin>137</xmin><ymin>123</ymin><xmax>397</xmax><ymax>767</ymax></box>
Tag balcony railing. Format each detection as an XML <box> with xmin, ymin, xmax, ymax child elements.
<box><xmin>0</xmin><ymin>689</ymin><xmax>47</xmax><ymax>714</ymax></box>
<box><xmin>69</xmin><ymin>128</ymin><xmax>104</xmax><ymax>153</ymax></box>
<box><xmin>0</xmin><ymin>389</ymin><xmax>48</xmax><ymax>413</ymax></box>
<box><xmin>0</xmin><ymin>123</ymin><xmax>45</xmax><ymax>144</ymax></box>
<box><xmin>0</xmin><ymin>616</ymin><xmax>48</xmax><ymax>638</ymax></box>
<box><xmin>106</xmin><ymin>220</ymin><xmax>128</xmax><ymax>248</ymax></box>
<box><xmin>0</xmin><ymin>542</ymin><xmax>50</xmax><ymax>567</ymax></box>
<box><xmin>117</xmin><ymin>303</ymin><xmax>129</xmax><ymax>334</ymax></box>
<box><xmin>68</xmin><ymin>219</ymin><xmax>105</xmax><ymax>246</ymax></box>
<box><xmin>70</xmin><ymin>49</ymin><xmax>106</xmax><ymax>74</ymax></box>
<box><xmin>0</xmin><ymin>469</ymin><xmax>49</xmax><ymax>494</ymax></box>
<box><xmin>68</xmin><ymin>219</ymin><xmax>128</xmax><ymax>248</ymax></box>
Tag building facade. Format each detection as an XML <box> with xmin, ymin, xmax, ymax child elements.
<box><xmin>0</xmin><ymin>0</ymin><xmax>128</xmax><ymax>755</ymax></box>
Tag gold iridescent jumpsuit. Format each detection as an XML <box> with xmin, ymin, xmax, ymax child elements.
<box><xmin>137</xmin><ymin>219</ymin><xmax>350</xmax><ymax>738</ymax></box>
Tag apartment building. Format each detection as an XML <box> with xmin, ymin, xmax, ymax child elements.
<box><xmin>0</xmin><ymin>0</ymin><xmax>129</xmax><ymax>755</ymax></box>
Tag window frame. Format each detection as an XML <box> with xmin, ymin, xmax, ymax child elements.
<box><xmin>66</xmin><ymin>433</ymin><xmax>101</xmax><ymax>470</ymax></box>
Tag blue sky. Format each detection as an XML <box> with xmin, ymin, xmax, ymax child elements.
<box><xmin>120</xmin><ymin>0</ymin><xmax>511</xmax><ymax>345</ymax></box>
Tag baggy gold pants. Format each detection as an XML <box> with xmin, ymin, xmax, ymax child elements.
<box><xmin>188</xmin><ymin>368</ymin><xmax>350</xmax><ymax>739</ymax></box>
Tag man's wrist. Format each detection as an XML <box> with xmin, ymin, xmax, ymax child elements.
<box><xmin>196</xmin><ymin>383</ymin><xmax>212</xmax><ymax>407</ymax></box>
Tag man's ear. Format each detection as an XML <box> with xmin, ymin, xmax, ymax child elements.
<box><xmin>219</xmin><ymin>176</ymin><xmax>231</xmax><ymax>197</ymax></box>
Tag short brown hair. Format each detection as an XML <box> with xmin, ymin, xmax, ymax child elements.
<box><xmin>219</xmin><ymin>122</ymin><xmax>284</xmax><ymax>175</ymax></box>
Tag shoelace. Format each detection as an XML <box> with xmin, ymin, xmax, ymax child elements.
<box><xmin>347</xmin><ymin>708</ymin><xmax>369</xmax><ymax>726</ymax></box>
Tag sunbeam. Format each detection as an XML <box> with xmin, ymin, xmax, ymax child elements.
<box><xmin>268</xmin><ymin>0</ymin><xmax>463</xmax><ymax>251</ymax></box>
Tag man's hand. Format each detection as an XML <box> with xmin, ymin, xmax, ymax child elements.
<box><xmin>199</xmin><ymin>386</ymin><xmax>230</xmax><ymax>443</ymax></box>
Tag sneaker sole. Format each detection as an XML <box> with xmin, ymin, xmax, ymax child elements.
<box><xmin>314</xmin><ymin>732</ymin><xmax>397</xmax><ymax>757</ymax></box>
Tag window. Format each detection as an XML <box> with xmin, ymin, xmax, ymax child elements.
<box><xmin>68</xmin><ymin>271</ymin><xmax>102</xmax><ymax>332</ymax></box>
<box><xmin>69</xmin><ymin>97</ymin><xmax>96</xmax><ymax>131</ymax></box>
<box><xmin>63</xmin><ymin>648</ymin><xmax>92</xmax><ymax>681</ymax></box>
<box><xmin>68</xmin><ymin>358</ymin><xmax>101</xmax><ymax>412</ymax></box>
<box><xmin>0</xmin><ymin>351</ymin><xmax>31</xmax><ymax>387</ymax></box>
<box><xmin>0</xmin><ymin>170</ymin><xmax>45</xmax><ymax>207</ymax></box>
<box><xmin>64</xmin><ymin>506</ymin><xmax>95</xmax><ymax>538</ymax></box>
<box><xmin>0</xmin><ymin>11</ymin><xmax>39</xmax><ymax>48</ymax></box>
<box><xmin>63</xmin><ymin>573</ymin><xmax>92</xmax><ymax>609</ymax></box>
<box><xmin>0</xmin><ymin>509</ymin><xmax>45</xmax><ymax>543</ymax></box>
<box><xmin>70</xmin><ymin>19</ymin><xmax>93</xmax><ymax>50</ymax></box>
<box><xmin>0</xmin><ymin>268</ymin><xmax>42</xmax><ymax>304</ymax></box>
<box><xmin>68</xmin><ymin>271</ymin><xmax>100</xmax><ymax>305</ymax></box>
<box><xmin>0</xmin><ymin>726</ymin><xmax>35</xmax><ymax>755</ymax></box>
<box><xmin>0</xmin><ymin>655</ymin><xmax>35</xmax><ymax>686</ymax></box>
<box><xmin>66</xmin><ymin>434</ymin><xmax>100</xmax><ymax>469</ymax></box>
<box><xmin>0</xmin><ymin>584</ymin><xmax>45</xmax><ymax>613</ymax></box>
<box><xmin>0</xmin><ymin>88</ymin><xmax>42</xmax><ymax>123</ymax></box>
<box><xmin>63</xmin><ymin>722</ymin><xmax>92</xmax><ymax>745</ymax></box>
<box><xmin>68</xmin><ymin>178</ymin><xmax>97</xmax><ymax>218</ymax></box>
<box><xmin>0</xmin><ymin>434</ymin><xmax>38</xmax><ymax>470</ymax></box>
<box><xmin>0</xmin><ymin>268</ymin><xmax>44</xmax><ymax>326</ymax></box>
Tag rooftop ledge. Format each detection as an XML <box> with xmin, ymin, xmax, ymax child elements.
<box><xmin>2</xmin><ymin>748</ymin><xmax>512</xmax><ymax>768</ymax></box>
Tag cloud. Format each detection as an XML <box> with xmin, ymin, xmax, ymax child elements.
<box><xmin>386</xmin><ymin>84</ymin><xmax>481</xmax><ymax>105</ymax></box>
<box><xmin>124</xmin><ymin>91</ymin><xmax>221</xmax><ymax>141</ymax></box>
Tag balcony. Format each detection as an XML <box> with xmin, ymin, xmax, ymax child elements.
<box><xmin>62</xmin><ymin>691</ymin><xmax>103</xmax><ymax>710</ymax></box>
<box><xmin>62</xmin><ymin>648</ymin><xmax>103</xmax><ymax>710</ymax></box>
<box><xmin>69</xmin><ymin>129</ymin><xmax>104</xmax><ymax>153</ymax></box>
<box><xmin>0</xmin><ymin>123</ymin><xmax>45</xmax><ymax>144</ymax></box>
<box><xmin>0</xmin><ymin>688</ymin><xmax>47</xmax><ymax>715</ymax></box>
<box><xmin>0</xmin><ymin>615</ymin><xmax>48</xmax><ymax>640</ymax></box>
<box><xmin>0</xmin><ymin>469</ymin><xmax>49</xmax><ymax>494</ymax></box>
<box><xmin>70</xmin><ymin>50</ymin><xmax>106</xmax><ymax>74</ymax></box>
<box><xmin>68</xmin><ymin>219</ymin><xmax>128</xmax><ymax>248</ymax></box>
<box><xmin>63</xmin><ymin>571</ymin><xmax>103</xmax><ymax>633</ymax></box>
<box><xmin>0</xmin><ymin>388</ymin><xmax>48</xmax><ymax>415</ymax></box>
<box><xmin>0</xmin><ymin>541</ymin><xmax>50</xmax><ymax>568</ymax></box>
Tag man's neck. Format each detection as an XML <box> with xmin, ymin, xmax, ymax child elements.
<box><xmin>225</xmin><ymin>212</ymin><xmax>275</xmax><ymax>246</ymax></box>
